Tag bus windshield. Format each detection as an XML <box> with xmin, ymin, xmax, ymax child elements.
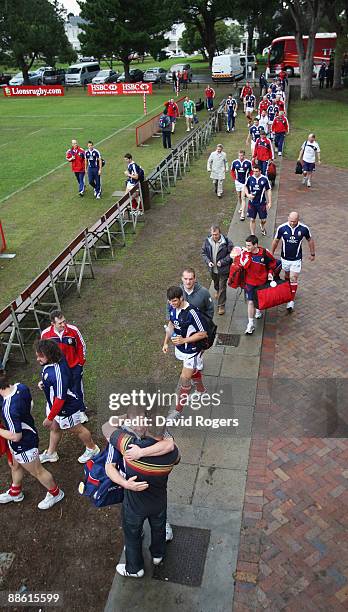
<box><xmin>269</xmin><ymin>41</ymin><xmax>284</xmax><ymax>66</ymax></box>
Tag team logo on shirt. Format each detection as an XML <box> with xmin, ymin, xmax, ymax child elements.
<box><xmin>68</xmin><ymin>338</ymin><xmax>73</xmax><ymax>344</ymax></box>
<box><xmin>298</xmin><ymin>231</ymin><xmax>301</xmax><ymax>236</ymax></box>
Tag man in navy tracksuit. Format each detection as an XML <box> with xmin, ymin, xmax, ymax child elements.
<box><xmin>85</xmin><ymin>140</ymin><xmax>102</xmax><ymax>199</ymax></box>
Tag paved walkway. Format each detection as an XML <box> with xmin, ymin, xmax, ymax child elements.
<box><xmin>233</xmin><ymin>162</ymin><xmax>348</xmax><ymax>611</ymax></box>
<box><xmin>105</xmin><ymin>160</ymin><xmax>348</xmax><ymax>611</ymax></box>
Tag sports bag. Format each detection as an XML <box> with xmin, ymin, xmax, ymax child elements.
<box><xmin>78</xmin><ymin>446</ymin><xmax>124</xmax><ymax>508</ymax></box>
<box><xmin>267</xmin><ymin>161</ymin><xmax>276</xmax><ymax>180</ymax></box>
<box><xmin>181</xmin><ymin>307</ymin><xmax>217</xmax><ymax>351</ymax></box>
<box><xmin>254</xmin><ymin>279</ymin><xmax>292</xmax><ymax>310</ymax></box>
<box><xmin>228</xmin><ymin>261</ymin><xmax>245</xmax><ymax>289</ymax></box>
<box><xmin>295</xmin><ymin>161</ymin><xmax>303</xmax><ymax>175</ymax></box>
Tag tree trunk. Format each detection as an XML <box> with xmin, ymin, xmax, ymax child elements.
<box><xmin>123</xmin><ymin>59</ymin><xmax>131</xmax><ymax>81</ymax></box>
<box><xmin>246</xmin><ymin>22</ymin><xmax>254</xmax><ymax>56</ymax></box>
<box><xmin>201</xmin><ymin>48</ymin><xmax>208</xmax><ymax>61</ymax></box>
<box><xmin>205</xmin><ymin>18</ymin><xmax>216</xmax><ymax>67</ymax></box>
<box><xmin>333</xmin><ymin>29</ymin><xmax>347</xmax><ymax>89</ymax></box>
<box><xmin>300</xmin><ymin>33</ymin><xmax>316</xmax><ymax>99</ymax></box>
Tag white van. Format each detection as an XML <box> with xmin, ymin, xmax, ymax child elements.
<box><xmin>65</xmin><ymin>62</ymin><xmax>101</xmax><ymax>86</ymax></box>
<box><xmin>212</xmin><ymin>55</ymin><xmax>244</xmax><ymax>83</ymax></box>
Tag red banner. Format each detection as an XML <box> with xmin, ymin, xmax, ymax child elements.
<box><xmin>88</xmin><ymin>82</ymin><xmax>153</xmax><ymax>96</ymax></box>
<box><xmin>3</xmin><ymin>85</ymin><xmax>64</xmax><ymax>97</ymax></box>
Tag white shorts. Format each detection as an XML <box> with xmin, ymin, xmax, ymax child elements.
<box><xmin>46</xmin><ymin>404</ymin><xmax>82</xmax><ymax>430</ymax></box>
<box><xmin>281</xmin><ymin>258</ymin><xmax>302</xmax><ymax>273</ymax></box>
<box><xmin>251</xmin><ymin>141</ymin><xmax>256</xmax><ymax>155</ymax></box>
<box><xmin>12</xmin><ymin>447</ymin><xmax>39</xmax><ymax>464</ymax></box>
<box><xmin>246</xmin><ymin>107</ymin><xmax>254</xmax><ymax>114</ymax></box>
<box><xmin>235</xmin><ymin>180</ymin><xmax>245</xmax><ymax>193</ymax></box>
<box><xmin>175</xmin><ymin>348</ymin><xmax>203</xmax><ymax>371</ymax></box>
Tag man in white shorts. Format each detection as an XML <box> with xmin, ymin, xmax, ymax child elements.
<box><xmin>298</xmin><ymin>133</ymin><xmax>321</xmax><ymax>187</ymax></box>
<box><xmin>0</xmin><ymin>372</ymin><xmax>64</xmax><ymax>510</ymax></box>
<box><xmin>162</xmin><ymin>286</ymin><xmax>208</xmax><ymax>418</ymax></box>
<box><xmin>271</xmin><ymin>211</ymin><xmax>316</xmax><ymax>312</ymax></box>
<box><xmin>36</xmin><ymin>339</ymin><xmax>100</xmax><ymax>464</ymax></box>
<box><xmin>230</xmin><ymin>150</ymin><xmax>252</xmax><ymax>221</ymax></box>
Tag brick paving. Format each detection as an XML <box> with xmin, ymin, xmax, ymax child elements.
<box><xmin>233</xmin><ymin>162</ymin><xmax>348</xmax><ymax>611</ymax></box>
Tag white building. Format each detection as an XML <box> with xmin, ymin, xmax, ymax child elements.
<box><xmin>164</xmin><ymin>23</ymin><xmax>186</xmax><ymax>55</ymax></box>
<box><xmin>64</xmin><ymin>15</ymin><xmax>87</xmax><ymax>52</ymax></box>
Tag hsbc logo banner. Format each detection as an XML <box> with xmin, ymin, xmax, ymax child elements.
<box><xmin>3</xmin><ymin>85</ymin><xmax>64</xmax><ymax>97</ymax></box>
<box><xmin>88</xmin><ymin>82</ymin><xmax>153</xmax><ymax>96</ymax></box>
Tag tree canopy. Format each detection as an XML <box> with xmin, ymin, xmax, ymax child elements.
<box><xmin>78</xmin><ymin>0</ymin><xmax>176</xmax><ymax>77</ymax></box>
<box><xmin>0</xmin><ymin>0</ymin><xmax>76</xmax><ymax>80</ymax></box>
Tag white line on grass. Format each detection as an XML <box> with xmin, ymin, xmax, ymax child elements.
<box><xmin>0</xmin><ymin>102</ymin><xmax>165</xmax><ymax>205</ymax></box>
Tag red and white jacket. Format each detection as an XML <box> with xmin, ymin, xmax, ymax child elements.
<box><xmin>205</xmin><ymin>86</ymin><xmax>215</xmax><ymax>99</ymax></box>
<box><xmin>258</xmin><ymin>99</ymin><xmax>270</xmax><ymax>114</ymax></box>
<box><xmin>41</xmin><ymin>324</ymin><xmax>86</xmax><ymax>368</ymax></box>
<box><xmin>271</xmin><ymin>115</ymin><xmax>289</xmax><ymax>134</ymax></box>
<box><xmin>165</xmin><ymin>100</ymin><xmax>180</xmax><ymax>118</ymax></box>
<box><xmin>66</xmin><ymin>146</ymin><xmax>85</xmax><ymax>173</ymax></box>
<box><xmin>237</xmin><ymin>248</ymin><xmax>277</xmax><ymax>286</ymax></box>
<box><xmin>241</xmin><ymin>85</ymin><xmax>252</xmax><ymax>99</ymax></box>
<box><xmin>253</xmin><ymin>137</ymin><xmax>274</xmax><ymax>161</ymax></box>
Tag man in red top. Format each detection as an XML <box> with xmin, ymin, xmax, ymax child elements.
<box><xmin>205</xmin><ymin>85</ymin><xmax>216</xmax><ymax>111</ymax></box>
<box><xmin>66</xmin><ymin>139</ymin><xmax>85</xmax><ymax>196</ymax></box>
<box><xmin>258</xmin><ymin>95</ymin><xmax>270</xmax><ymax>114</ymax></box>
<box><xmin>164</xmin><ymin>98</ymin><xmax>180</xmax><ymax>133</ymax></box>
<box><xmin>233</xmin><ymin>234</ymin><xmax>277</xmax><ymax>334</ymax></box>
<box><xmin>271</xmin><ymin>110</ymin><xmax>289</xmax><ymax>157</ymax></box>
<box><xmin>182</xmin><ymin>69</ymin><xmax>189</xmax><ymax>90</ymax></box>
<box><xmin>274</xmin><ymin>94</ymin><xmax>285</xmax><ymax>112</ymax></box>
<box><xmin>41</xmin><ymin>310</ymin><xmax>88</xmax><ymax>422</ymax></box>
<box><xmin>240</xmin><ymin>81</ymin><xmax>252</xmax><ymax>102</ymax></box>
<box><xmin>253</xmin><ymin>128</ymin><xmax>274</xmax><ymax>176</ymax></box>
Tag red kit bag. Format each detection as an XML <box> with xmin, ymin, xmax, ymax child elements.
<box><xmin>254</xmin><ymin>279</ymin><xmax>292</xmax><ymax>310</ymax></box>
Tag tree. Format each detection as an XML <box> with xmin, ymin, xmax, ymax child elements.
<box><xmin>233</xmin><ymin>0</ymin><xmax>280</xmax><ymax>56</ymax></box>
<box><xmin>0</xmin><ymin>0</ymin><xmax>76</xmax><ymax>83</ymax></box>
<box><xmin>215</xmin><ymin>22</ymin><xmax>243</xmax><ymax>53</ymax></box>
<box><xmin>176</xmin><ymin>1</ymin><xmax>236</xmax><ymax>66</ymax></box>
<box><xmin>78</xmin><ymin>0</ymin><xmax>175</xmax><ymax>80</ymax></box>
<box><xmin>179</xmin><ymin>24</ymin><xmax>208</xmax><ymax>59</ymax></box>
<box><xmin>325</xmin><ymin>1</ymin><xmax>348</xmax><ymax>89</ymax></box>
<box><xmin>286</xmin><ymin>0</ymin><xmax>326</xmax><ymax>99</ymax></box>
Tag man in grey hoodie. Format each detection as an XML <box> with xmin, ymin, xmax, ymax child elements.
<box><xmin>201</xmin><ymin>225</ymin><xmax>233</xmax><ymax>315</ymax></box>
<box><xmin>166</xmin><ymin>267</ymin><xmax>214</xmax><ymax>321</ymax></box>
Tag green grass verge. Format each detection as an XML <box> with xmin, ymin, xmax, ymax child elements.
<box><xmin>0</xmin><ymin>83</ymin><xmax>214</xmax><ymax>309</ymax></box>
<box><xmin>285</xmin><ymin>88</ymin><xmax>348</xmax><ymax>168</ymax></box>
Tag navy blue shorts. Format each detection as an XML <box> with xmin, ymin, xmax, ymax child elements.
<box><xmin>247</xmin><ymin>201</ymin><xmax>267</xmax><ymax>220</ymax></box>
<box><xmin>303</xmin><ymin>161</ymin><xmax>315</xmax><ymax>172</ymax></box>
<box><xmin>244</xmin><ymin>284</ymin><xmax>257</xmax><ymax>301</ymax></box>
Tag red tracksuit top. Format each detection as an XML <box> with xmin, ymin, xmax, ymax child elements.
<box><xmin>254</xmin><ymin>137</ymin><xmax>274</xmax><ymax>161</ymax></box>
<box><xmin>272</xmin><ymin>115</ymin><xmax>289</xmax><ymax>133</ymax></box>
<box><xmin>237</xmin><ymin>248</ymin><xmax>277</xmax><ymax>286</ymax></box>
<box><xmin>41</xmin><ymin>324</ymin><xmax>86</xmax><ymax>367</ymax></box>
<box><xmin>66</xmin><ymin>147</ymin><xmax>85</xmax><ymax>173</ymax></box>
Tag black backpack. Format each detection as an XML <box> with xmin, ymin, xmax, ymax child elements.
<box><xmin>181</xmin><ymin>306</ymin><xmax>217</xmax><ymax>352</ymax></box>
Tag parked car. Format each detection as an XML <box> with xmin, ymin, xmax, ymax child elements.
<box><xmin>240</xmin><ymin>54</ymin><xmax>257</xmax><ymax>70</ymax></box>
<box><xmin>143</xmin><ymin>67</ymin><xmax>167</xmax><ymax>83</ymax></box>
<box><xmin>9</xmin><ymin>67</ymin><xmax>52</xmax><ymax>86</ymax></box>
<box><xmin>92</xmin><ymin>69</ymin><xmax>120</xmax><ymax>84</ymax></box>
<box><xmin>166</xmin><ymin>63</ymin><xmax>193</xmax><ymax>83</ymax></box>
<box><xmin>65</xmin><ymin>62</ymin><xmax>101</xmax><ymax>86</ymax></box>
<box><xmin>117</xmin><ymin>69</ymin><xmax>144</xmax><ymax>83</ymax></box>
<box><xmin>0</xmin><ymin>73</ymin><xmax>13</xmax><ymax>86</ymax></box>
<box><xmin>42</xmin><ymin>69</ymin><xmax>65</xmax><ymax>85</ymax></box>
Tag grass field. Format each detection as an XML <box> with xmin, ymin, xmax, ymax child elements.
<box><xmin>285</xmin><ymin>88</ymin><xmax>348</xmax><ymax>167</ymax></box>
<box><xmin>0</xmin><ymin>83</ymin><xmax>215</xmax><ymax>309</ymax></box>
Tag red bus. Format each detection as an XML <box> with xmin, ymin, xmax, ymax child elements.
<box><xmin>267</xmin><ymin>33</ymin><xmax>336</xmax><ymax>78</ymax></box>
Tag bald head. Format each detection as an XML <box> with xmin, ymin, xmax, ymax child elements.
<box><xmin>288</xmin><ymin>211</ymin><xmax>299</xmax><ymax>227</ymax></box>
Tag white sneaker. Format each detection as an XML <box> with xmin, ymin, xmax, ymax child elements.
<box><xmin>80</xmin><ymin>412</ymin><xmax>89</xmax><ymax>423</ymax></box>
<box><xmin>39</xmin><ymin>450</ymin><xmax>59</xmax><ymax>463</ymax></box>
<box><xmin>96</xmin><ymin>193</ymin><xmax>101</xmax><ymax>199</ymax></box>
<box><xmin>38</xmin><ymin>489</ymin><xmax>64</xmax><ymax>510</ymax></box>
<box><xmin>166</xmin><ymin>521</ymin><xmax>173</xmax><ymax>542</ymax></box>
<box><xmin>245</xmin><ymin>322</ymin><xmax>255</xmax><ymax>335</ymax></box>
<box><xmin>307</xmin><ymin>180</ymin><xmax>311</xmax><ymax>187</ymax></box>
<box><xmin>78</xmin><ymin>445</ymin><xmax>100</xmax><ymax>464</ymax></box>
<box><xmin>116</xmin><ymin>563</ymin><xmax>144</xmax><ymax>578</ymax></box>
<box><xmin>302</xmin><ymin>176</ymin><xmax>307</xmax><ymax>185</ymax></box>
<box><xmin>186</xmin><ymin>128</ymin><xmax>190</xmax><ymax>132</ymax></box>
<box><xmin>286</xmin><ymin>300</ymin><xmax>294</xmax><ymax>312</ymax></box>
<box><xmin>255</xmin><ymin>309</ymin><xmax>263</xmax><ymax>319</ymax></box>
<box><xmin>0</xmin><ymin>489</ymin><xmax>24</xmax><ymax>504</ymax></box>
<box><xmin>153</xmin><ymin>557</ymin><xmax>163</xmax><ymax>566</ymax></box>
<box><xmin>278</xmin><ymin>151</ymin><xmax>282</xmax><ymax>156</ymax></box>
